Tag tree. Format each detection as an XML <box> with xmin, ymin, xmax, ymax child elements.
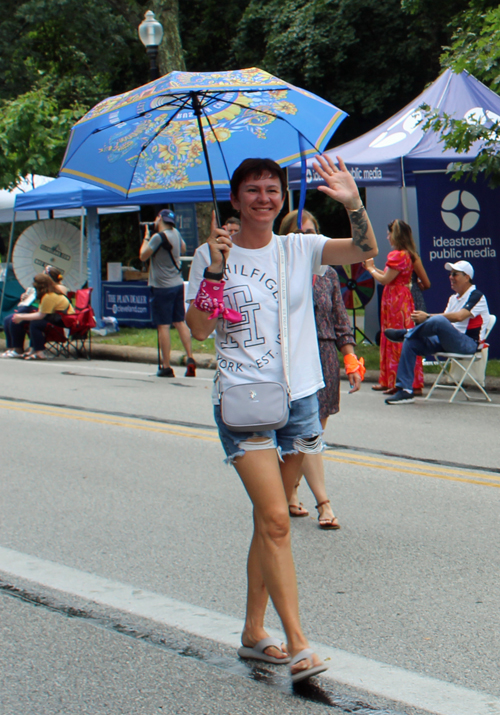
<box><xmin>406</xmin><ymin>0</ymin><xmax>500</xmax><ymax>186</ymax></box>
<box><xmin>230</xmin><ymin>0</ymin><xmax>459</xmax><ymax>146</ymax></box>
<box><xmin>421</xmin><ymin>108</ymin><xmax>500</xmax><ymax>188</ymax></box>
<box><xmin>180</xmin><ymin>0</ymin><xmax>250</xmax><ymax>72</ymax></box>
<box><xmin>0</xmin><ymin>84</ymin><xmax>87</xmax><ymax>188</ymax></box>
<box><xmin>0</xmin><ymin>0</ymin><xmax>149</xmax><ymax>188</ymax></box>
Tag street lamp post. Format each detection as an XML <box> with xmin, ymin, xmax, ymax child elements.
<box><xmin>138</xmin><ymin>10</ymin><xmax>164</xmax><ymax>81</ymax></box>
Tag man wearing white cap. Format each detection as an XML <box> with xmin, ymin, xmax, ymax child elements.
<box><xmin>384</xmin><ymin>260</ymin><xmax>490</xmax><ymax>404</ymax></box>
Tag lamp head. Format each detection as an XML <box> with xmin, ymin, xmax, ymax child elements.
<box><xmin>138</xmin><ymin>10</ymin><xmax>164</xmax><ymax>48</ymax></box>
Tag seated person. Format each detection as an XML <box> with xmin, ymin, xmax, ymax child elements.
<box><xmin>384</xmin><ymin>260</ymin><xmax>490</xmax><ymax>404</ymax></box>
<box><xmin>44</xmin><ymin>265</ymin><xmax>68</xmax><ymax>296</ymax></box>
<box><xmin>9</xmin><ymin>273</ymin><xmax>74</xmax><ymax>360</ymax></box>
<box><xmin>1</xmin><ymin>265</ymin><xmax>68</xmax><ymax>358</ymax></box>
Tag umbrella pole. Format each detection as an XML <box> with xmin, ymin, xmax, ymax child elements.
<box><xmin>191</xmin><ymin>92</ymin><xmax>221</xmax><ymax>227</ymax></box>
<box><xmin>0</xmin><ymin>214</ymin><xmax>17</xmax><ymax>319</ymax></box>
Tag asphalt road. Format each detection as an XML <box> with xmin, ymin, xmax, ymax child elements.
<box><xmin>1</xmin><ymin>358</ymin><xmax>499</xmax><ymax>715</ymax></box>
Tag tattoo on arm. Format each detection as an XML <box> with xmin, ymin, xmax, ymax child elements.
<box><xmin>350</xmin><ymin>210</ymin><xmax>373</xmax><ymax>253</ymax></box>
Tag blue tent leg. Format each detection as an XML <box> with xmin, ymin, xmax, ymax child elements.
<box><xmin>87</xmin><ymin>207</ymin><xmax>103</xmax><ymax>328</ymax></box>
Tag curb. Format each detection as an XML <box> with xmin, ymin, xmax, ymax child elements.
<box><xmin>2</xmin><ymin>337</ymin><xmax>499</xmax><ymax>391</ymax></box>
<box><xmin>90</xmin><ymin>342</ymin><xmax>218</xmax><ymax>369</ymax></box>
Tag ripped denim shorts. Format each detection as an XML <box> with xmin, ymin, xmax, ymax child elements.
<box><xmin>213</xmin><ymin>392</ymin><xmax>323</xmax><ymax>465</ymax></box>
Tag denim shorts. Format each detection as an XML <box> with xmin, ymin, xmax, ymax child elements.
<box><xmin>213</xmin><ymin>392</ymin><xmax>323</xmax><ymax>464</ymax></box>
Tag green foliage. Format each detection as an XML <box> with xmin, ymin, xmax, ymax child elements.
<box><xmin>421</xmin><ymin>106</ymin><xmax>500</xmax><ymax>187</ymax></box>
<box><xmin>410</xmin><ymin>0</ymin><xmax>500</xmax><ymax>187</ymax></box>
<box><xmin>441</xmin><ymin>2</ymin><xmax>500</xmax><ymax>90</ymax></box>
<box><xmin>231</xmin><ymin>0</ymin><xmax>450</xmax><ymax>144</ymax></box>
<box><xmin>0</xmin><ymin>83</ymin><xmax>87</xmax><ymax>188</ymax></box>
<box><xmin>180</xmin><ymin>0</ymin><xmax>250</xmax><ymax>72</ymax></box>
<box><xmin>0</xmin><ymin>0</ymin><xmax>149</xmax><ymax>188</ymax></box>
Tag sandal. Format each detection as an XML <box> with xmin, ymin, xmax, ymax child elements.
<box><xmin>24</xmin><ymin>353</ymin><xmax>47</xmax><ymax>361</ymax></box>
<box><xmin>289</xmin><ymin>503</ymin><xmax>309</xmax><ymax>517</ymax></box>
<box><xmin>290</xmin><ymin>648</ymin><xmax>328</xmax><ymax>683</ymax></box>
<box><xmin>315</xmin><ymin>500</ymin><xmax>340</xmax><ymax>530</ymax></box>
<box><xmin>237</xmin><ymin>637</ymin><xmax>290</xmax><ymax>664</ymax></box>
<box><xmin>371</xmin><ymin>384</ymin><xmax>387</xmax><ymax>391</ymax></box>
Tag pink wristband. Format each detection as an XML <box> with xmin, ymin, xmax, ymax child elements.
<box><xmin>193</xmin><ymin>279</ymin><xmax>243</xmax><ymax>323</ymax></box>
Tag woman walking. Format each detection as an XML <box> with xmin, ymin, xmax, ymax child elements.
<box><xmin>187</xmin><ymin>155</ymin><xmax>377</xmax><ymax>682</ymax></box>
<box><xmin>279</xmin><ymin>209</ymin><xmax>363</xmax><ymax>529</ymax></box>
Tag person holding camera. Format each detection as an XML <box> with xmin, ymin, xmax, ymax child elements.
<box><xmin>140</xmin><ymin>209</ymin><xmax>196</xmax><ymax>377</ymax></box>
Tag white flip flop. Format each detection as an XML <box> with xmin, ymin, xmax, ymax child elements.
<box><xmin>290</xmin><ymin>648</ymin><xmax>328</xmax><ymax>683</ymax></box>
<box><xmin>237</xmin><ymin>636</ymin><xmax>291</xmax><ymax>664</ymax></box>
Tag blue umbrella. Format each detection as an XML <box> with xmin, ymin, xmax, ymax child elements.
<box><xmin>60</xmin><ymin>67</ymin><xmax>347</xmax><ymax>222</ymax></box>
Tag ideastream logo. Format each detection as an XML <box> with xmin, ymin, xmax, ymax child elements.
<box><xmin>429</xmin><ymin>190</ymin><xmax>496</xmax><ymax>261</ymax></box>
<box><xmin>441</xmin><ymin>190</ymin><xmax>480</xmax><ymax>232</ymax></box>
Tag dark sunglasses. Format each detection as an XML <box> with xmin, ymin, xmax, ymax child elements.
<box><xmin>449</xmin><ymin>271</ymin><xmax>465</xmax><ymax>277</ymax></box>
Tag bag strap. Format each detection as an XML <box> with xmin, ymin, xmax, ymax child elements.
<box><xmin>276</xmin><ymin>235</ymin><xmax>291</xmax><ymax>401</ymax></box>
<box><xmin>216</xmin><ymin>235</ymin><xmax>291</xmax><ymax>401</ymax></box>
<box><xmin>153</xmin><ymin>231</ymin><xmax>183</xmax><ymax>273</ymax></box>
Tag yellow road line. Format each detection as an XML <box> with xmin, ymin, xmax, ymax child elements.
<box><xmin>1</xmin><ymin>399</ymin><xmax>497</xmax><ymax>487</ymax></box>
<box><xmin>323</xmin><ymin>454</ymin><xmax>500</xmax><ymax>488</ymax></box>
<box><xmin>0</xmin><ymin>400</ymin><xmax>219</xmax><ymax>443</ymax></box>
<box><xmin>324</xmin><ymin>449</ymin><xmax>500</xmax><ymax>481</ymax></box>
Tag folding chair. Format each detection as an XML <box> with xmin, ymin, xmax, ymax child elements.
<box><xmin>58</xmin><ymin>288</ymin><xmax>96</xmax><ymax>359</ymax></box>
<box><xmin>425</xmin><ymin>315</ymin><xmax>496</xmax><ymax>403</ymax></box>
<box><xmin>44</xmin><ymin>322</ymin><xmax>70</xmax><ymax>358</ymax></box>
<box><xmin>45</xmin><ymin>288</ymin><xmax>96</xmax><ymax>360</ymax></box>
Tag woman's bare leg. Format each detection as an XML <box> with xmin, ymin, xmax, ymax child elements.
<box><xmin>235</xmin><ymin>447</ymin><xmax>323</xmax><ymax>673</ymax></box>
<box><xmin>300</xmin><ymin>417</ymin><xmax>338</xmax><ymax>525</ymax></box>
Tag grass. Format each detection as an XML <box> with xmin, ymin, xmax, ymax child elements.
<box><xmin>3</xmin><ymin>326</ymin><xmax>499</xmax><ymax>375</ymax></box>
<box><xmin>92</xmin><ymin>327</ymin><xmax>215</xmax><ymax>354</ymax></box>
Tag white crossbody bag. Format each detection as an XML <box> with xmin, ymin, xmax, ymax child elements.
<box><xmin>219</xmin><ymin>236</ymin><xmax>291</xmax><ymax>432</ymax></box>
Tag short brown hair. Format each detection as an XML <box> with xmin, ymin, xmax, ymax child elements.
<box><xmin>279</xmin><ymin>209</ymin><xmax>319</xmax><ymax>235</ymax></box>
<box><xmin>230</xmin><ymin>158</ymin><xmax>287</xmax><ymax>198</ymax></box>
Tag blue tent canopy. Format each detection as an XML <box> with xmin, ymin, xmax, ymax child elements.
<box><xmin>288</xmin><ymin>69</ymin><xmax>500</xmax><ymax>189</ymax></box>
<box><xmin>14</xmin><ymin>176</ymin><xmax>230</xmax><ymax>212</ymax></box>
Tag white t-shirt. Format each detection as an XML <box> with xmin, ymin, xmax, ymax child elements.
<box><xmin>187</xmin><ymin>233</ymin><xmax>329</xmax><ymax>402</ymax></box>
<box><xmin>444</xmin><ymin>285</ymin><xmax>490</xmax><ymax>343</ymax></box>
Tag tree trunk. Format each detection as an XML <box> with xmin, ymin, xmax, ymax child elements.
<box><xmin>152</xmin><ymin>0</ymin><xmax>186</xmax><ymax>74</ymax></box>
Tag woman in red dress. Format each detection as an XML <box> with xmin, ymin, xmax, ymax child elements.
<box><xmin>364</xmin><ymin>220</ymin><xmax>430</xmax><ymax>394</ymax></box>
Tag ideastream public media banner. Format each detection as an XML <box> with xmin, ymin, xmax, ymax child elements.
<box><xmin>415</xmin><ymin>173</ymin><xmax>500</xmax><ymax>358</ymax></box>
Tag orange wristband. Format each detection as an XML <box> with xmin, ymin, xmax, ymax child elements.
<box><xmin>343</xmin><ymin>354</ymin><xmax>366</xmax><ymax>380</ymax></box>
